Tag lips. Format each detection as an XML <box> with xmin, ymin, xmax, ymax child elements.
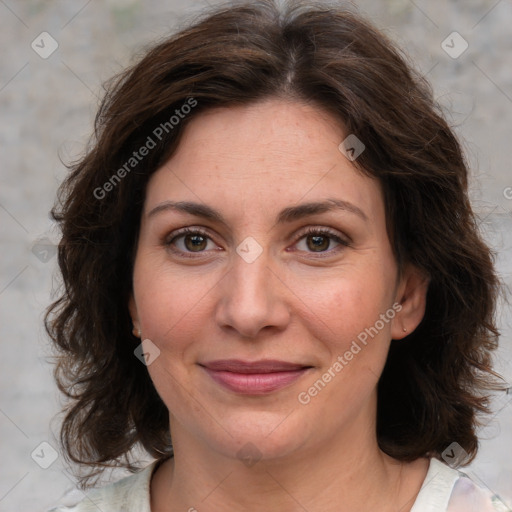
<box><xmin>202</xmin><ymin>359</ymin><xmax>309</xmax><ymax>373</ymax></box>
<box><xmin>199</xmin><ymin>359</ymin><xmax>312</xmax><ymax>394</ymax></box>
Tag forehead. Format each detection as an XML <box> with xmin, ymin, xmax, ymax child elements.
<box><xmin>144</xmin><ymin>99</ymin><xmax>384</xmax><ymax>225</ymax></box>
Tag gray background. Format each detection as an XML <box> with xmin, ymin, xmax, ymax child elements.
<box><xmin>1</xmin><ymin>1</ymin><xmax>511</xmax><ymax>510</ymax></box>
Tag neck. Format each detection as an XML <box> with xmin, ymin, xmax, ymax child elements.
<box><xmin>151</xmin><ymin>409</ymin><xmax>426</xmax><ymax>512</ymax></box>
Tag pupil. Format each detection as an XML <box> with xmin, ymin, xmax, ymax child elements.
<box><xmin>185</xmin><ymin>235</ymin><xmax>206</xmax><ymax>251</ymax></box>
<box><xmin>308</xmin><ymin>235</ymin><xmax>329</xmax><ymax>251</ymax></box>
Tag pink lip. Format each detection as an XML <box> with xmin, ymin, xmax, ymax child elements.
<box><xmin>200</xmin><ymin>359</ymin><xmax>312</xmax><ymax>395</ymax></box>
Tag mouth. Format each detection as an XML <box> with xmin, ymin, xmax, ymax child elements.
<box><xmin>199</xmin><ymin>359</ymin><xmax>313</xmax><ymax>395</ymax></box>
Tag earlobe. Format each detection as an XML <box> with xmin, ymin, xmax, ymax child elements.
<box><xmin>391</xmin><ymin>265</ymin><xmax>430</xmax><ymax>340</ymax></box>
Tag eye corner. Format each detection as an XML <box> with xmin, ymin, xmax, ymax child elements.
<box><xmin>162</xmin><ymin>226</ymin><xmax>223</xmax><ymax>258</ymax></box>
<box><xmin>291</xmin><ymin>226</ymin><xmax>351</xmax><ymax>257</ymax></box>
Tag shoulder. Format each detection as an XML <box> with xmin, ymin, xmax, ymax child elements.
<box><xmin>411</xmin><ymin>458</ymin><xmax>511</xmax><ymax>512</ymax></box>
<box><xmin>447</xmin><ymin>473</ymin><xmax>511</xmax><ymax>512</ymax></box>
<box><xmin>48</xmin><ymin>461</ymin><xmax>158</xmax><ymax>512</ymax></box>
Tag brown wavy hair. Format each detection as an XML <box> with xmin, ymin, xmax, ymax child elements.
<box><xmin>45</xmin><ymin>0</ymin><xmax>503</xmax><ymax>486</ymax></box>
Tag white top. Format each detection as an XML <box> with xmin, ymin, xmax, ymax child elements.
<box><xmin>49</xmin><ymin>458</ymin><xmax>510</xmax><ymax>511</ymax></box>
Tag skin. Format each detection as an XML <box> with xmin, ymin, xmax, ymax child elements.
<box><xmin>129</xmin><ymin>98</ymin><xmax>430</xmax><ymax>512</ymax></box>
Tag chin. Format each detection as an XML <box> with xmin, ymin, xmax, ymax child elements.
<box><xmin>200</xmin><ymin>409</ymin><xmax>310</xmax><ymax>463</ymax></box>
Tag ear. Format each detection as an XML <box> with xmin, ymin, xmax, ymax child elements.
<box><xmin>128</xmin><ymin>293</ymin><xmax>140</xmax><ymax>333</ymax></box>
<box><xmin>391</xmin><ymin>264</ymin><xmax>429</xmax><ymax>340</ymax></box>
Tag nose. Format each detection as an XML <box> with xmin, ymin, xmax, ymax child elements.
<box><xmin>214</xmin><ymin>251</ymin><xmax>291</xmax><ymax>339</ymax></box>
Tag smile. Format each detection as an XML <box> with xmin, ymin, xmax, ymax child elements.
<box><xmin>199</xmin><ymin>359</ymin><xmax>313</xmax><ymax>395</ymax></box>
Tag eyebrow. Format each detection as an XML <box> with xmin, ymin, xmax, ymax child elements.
<box><xmin>147</xmin><ymin>198</ymin><xmax>368</xmax><ymax>224</ymax></box>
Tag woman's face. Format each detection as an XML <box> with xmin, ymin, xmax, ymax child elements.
<box><xmin>129</xmin><ymin>98</ymin><xmax>425</xmax><ymax>462</ymax></box>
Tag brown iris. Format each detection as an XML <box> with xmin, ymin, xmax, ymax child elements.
<box><xmin>184</xmin><ymin>234</ymin><xmax>208</xmax><ymax>251</ymax></box>
<box><xmin>307</xmin><ymin>234</ymin><xmax>329</xmax><ymax>252</ymax></box>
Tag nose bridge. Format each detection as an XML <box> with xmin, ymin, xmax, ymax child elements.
<box><xmin>232</xmin><ymin>253</ymin><xmax>270</xmax><ymax>302</ymax></box>
<box><xmin>215</xmin><ymin>249</ymin><xmax>289</xmax><ymax>337</ymax></box>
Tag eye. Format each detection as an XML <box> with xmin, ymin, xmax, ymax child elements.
<box><xmin>165</xmin><ymin>228</ymin><xmax>220</xmax><ymax>256</ymax></box>
<box><xmin>293</xmin><ymin>227</ymin><xmax>349</xmax><ymax>255</ymax></box>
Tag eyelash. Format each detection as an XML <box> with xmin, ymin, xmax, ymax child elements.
<box><xmin>293</xmin><ymin>227</ymin><xmax>350</xmax><ymax>256</ymax></box>
<box><xmin>164</xmin><ymin>226</ymin><xmax>350</xmax><ymax>259</ymax></box>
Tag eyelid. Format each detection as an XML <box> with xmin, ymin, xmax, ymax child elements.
<box><xmin>293</xmin><ymin>225</ymin><xmax>351</xmax><ymax>244</ymax></box>
<box><xmin>163</xmin><ymin>225</ymin><xmax>351</xmax><ymax>257</ymax></box>
<box><xmin>287</xmin><ymin>226</ymin><xmax>351</xmax><ymax>257</ymax></box>
<box><xmin>163</xmin><ymin>226</ymin><xmax>223</xmax><ymax>258</ymax></box>
<box><xmin>163</xmin><ymin>226</ymin><xmax>214</xmax><ymax>244</ymax></box>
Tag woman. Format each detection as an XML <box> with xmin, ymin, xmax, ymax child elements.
<box><xmin>46</xmin><ymin>1</ymin><xmax>509</xmax><ymax>510</ymax></box>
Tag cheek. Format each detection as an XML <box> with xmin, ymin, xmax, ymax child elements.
<box><xmin>134</xmin><ymin>266</ymin><xmax>211</xmax><ymax>412</ymax></box>
<box><xmin>303</xmin><ymin>265</ymin><xmax>394</xmax><ymax>352</ymax></box>
<box><xmin>132</xmin><ymin>257</ymin><xmax>216</xmax><ymax>355</ymax></box>
<box><xmin>294</xmin><ymin>273</ymin><xmax>395</xmax><ymax>427</ymax></box>
<box><xmin>301</xmin><ymin>280</ymin><xmax>395</xmax><ymax>411</ymax></box>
